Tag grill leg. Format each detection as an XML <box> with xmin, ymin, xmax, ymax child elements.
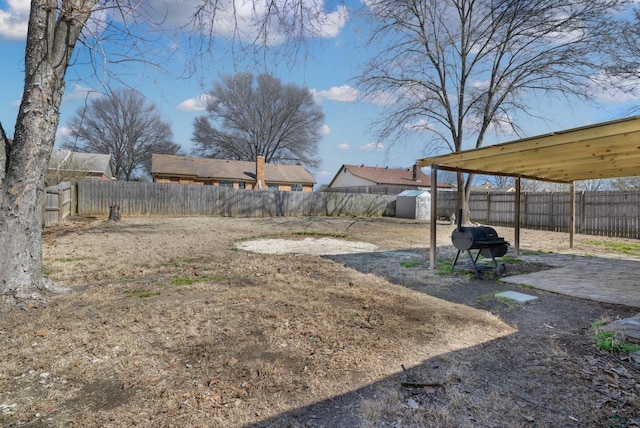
<box><xmin>451</xmin><ymin>250</ymin><xmax>462</xmax><ymax>272</ymax></box>
<box><xmin>466</xmin><ymin>250</ymin><xmax>481</xmax><ymax>279</ymax></box>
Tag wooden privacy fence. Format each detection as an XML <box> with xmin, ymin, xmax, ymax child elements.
<box><xmin>72</xmin><ymin>180</ymin><xmax>640</xmax><ymax>238</ymax></box>
<box><xmin>43</xmin><ymin>181</ymin><xmax>74</xmax><ymax>227</ymax></box>
<box><xmin>77</xmin><ymin>180</ymin><xmax>396</xmax><ymax>218</ymax></box>
<box><xmin>439</xmin><ymin>190</ymin><xmax>640</xmax><ymax>238</ymax></box>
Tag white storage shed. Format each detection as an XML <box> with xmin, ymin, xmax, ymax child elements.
<box><xmin>396</xmin><ymin>189</ymin><xmax>431</xmax><ymax>220</ymax></box>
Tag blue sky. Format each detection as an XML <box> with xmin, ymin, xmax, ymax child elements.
<box><xmin>0</xmin><ymin>0</ymin><xmax>638</xmax><ymax>186</ymax></box>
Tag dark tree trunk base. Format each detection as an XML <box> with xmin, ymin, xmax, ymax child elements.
<box><xmin>1</xmin><ymin>277</ymin><xmax>70</xmax><ymax>312</ymax></box>
<box><xmin>109</xmin><ymin>204</ymin><xmax>121</xmax><ymax>222</ymax></box>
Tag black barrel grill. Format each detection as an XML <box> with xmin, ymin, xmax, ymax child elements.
<box><xmin>451</xmin><ymin>211</ymin><xmax>510</xmax><ymax>278</ymax></box>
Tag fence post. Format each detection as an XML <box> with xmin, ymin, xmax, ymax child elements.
<box><xmin>579</xmin><ymin>191</ymin><xmax>585</xmax><ymax>235</ymax></box>
<box><xmin>58</xmin><ymin>187</ymin><xmax>64</xmax><ymax>222</ymax></box>
<box><xmin>486</xmin><ymin>192</ymin><xmax>491</xmax><ymax>224</ymax></box>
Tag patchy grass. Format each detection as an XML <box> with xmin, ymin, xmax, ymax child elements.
<box><xmin>498</xmin><ymin>256</ymin><xmax>523</xmax><ymax>263</ymax></box>
<box><xmin>593</xmin><ymin>331</ymin><xmax>640</xmax><ymax>353</ymax></box>
<box><xmin>591</xmin><ymin>320</ymin><xmax>640</xmax><ymax>354</ymax></box>
<box><xmin>475</xmin><ymin>292</ymin><xmax>498</xmax><ymax>303</ymax></box>
<box><xmin>170</xmin><ymin>273</ymin><xmax>243</xmax><ymax>285</ymax></box>
<box><xmin>400</xmin><ymin>259</ymin><xmax>421</xmax><ymax>268</ymax></box>
<box><xmin>521</xmin><ymin>250</ymin><xmax>553</xmax><ymax>256</ymax></box>
<box><xmin>170</xmin><ymin>275</ymin><xmax>196</xmax><ymax>285</ymax></box>
<box><xmin>11</xmin><ymin>216</ymin><xmax>639</xmax><ymax>427</ymax></box>
<box><xmin>124</xmin><ymin>288</ymin><xmax>161</xmax><ymax>298</ymax></box>
<box><xmin>55</xmin><ymin>257</ymin><xmax>83</xmax><ymax>263</ymax></box>
<box><xmin>435</xmin><ymin>260</ymin><xmax>453</xmax><ymax>275</ymax></box>
<box><xmin>587</xmin><ymin>240</ymin><xmax>640</xmax><ymax>257</ymax></box>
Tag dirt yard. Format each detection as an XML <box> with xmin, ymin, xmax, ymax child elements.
<box><xmin>1</xmin><ymin>216</ymin><xmax>639</xmax><ymax>427</ymax></box>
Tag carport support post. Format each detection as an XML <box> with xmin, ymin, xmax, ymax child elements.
<box><xmin>570</xmin><ymin>181</ymin><xmax>575</xmax><ymax>249</ymax></box>
<box><xmin>514</xmin><ymin>178</ymin><xmax>521</xmax><ymax>256</ymax></box>
<box><xmin>430</xmin><ymin>165</ymin><xmax>438</xmax><ymax>270</ymax></box>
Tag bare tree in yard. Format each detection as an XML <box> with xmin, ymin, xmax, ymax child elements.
<box><xmin>358</xmin><ymin>0</ymin><xmax>627</xmax><ymax>223</ymax></box>
<box><xmin>484</xmin><ymin>175</ymin><xmax>515</xmax><ymax>190</ymax></box>
<box><xmin>192</xmin><ymin>73</ymin><xmax>323</xmax><ymax>169</ymax></box>
<box><xmin>576</xmin><ymin>179</ymin><xmax>609</xmax><ymax>192</ymax></box>
<box><xmin>63</xmin><ymin>89</ymin><xmax>181</xmax><ymax>180</ymax></box>
<box><xmin>0</xmin><ymin>0</ymin><xmax>340</xmax><ymax>309</ymax></box>
<box><xmin>610</xmin><ymin>176</ymin><xmax>640</xmax><ymax>190</ymax></box>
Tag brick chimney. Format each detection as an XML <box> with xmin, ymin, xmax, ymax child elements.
<box><xmin>412</xmin><ymin>163</ymin><xmax>421</xmax><ymax>182</ymax></box>
<box><xmin>256</xmin><ymin>155</ymin><xmax>266</xmax><ymax>190</ymax></box>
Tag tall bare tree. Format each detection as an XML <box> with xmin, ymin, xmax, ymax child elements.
<box><xmin>63</xmin><ymin>89</ymin><xmax>180</xmax><ymax>180</ymax></box>
<box><xmin>358</xmin><ymin>0</ymin><xmax>627</xmax><ymax>222</ymax></box>
<box><xmin>0</xmin><ymin>0</ymin><xmax>342</xmax><ymax>309</ymax></box>
<box><xmin>192</xmin><ymin>73</ymin><xmax>323</xmax><ymax>169</ymax></box>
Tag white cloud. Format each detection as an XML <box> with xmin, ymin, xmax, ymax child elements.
<box><xmin>312</xmin><ymin>85</ymin><xmax>358</xmax><ymax>103</ymax></box>
<box><xmin>591</xmin><ymin>71</ymin><xmax>640</xmax><ymax>103</ymax></box>
<box><xmin>360</xmin><ymin>89</ymin><xmax>397</xmax><ymax>106</ymax></box>
<box><xmin>360</xmin><ymin>141</ymin><xmax>384</xmax><ymax>152</ymax></box>
<box><xmin>1</xmin><ymin>1</ymin><xmax>348</xmax><ymax>44</ymax></box>
<box><xmin>63</xmin><ymin>84</ymin><xmax>104</xmax><ymax>102</ymax></box>
<box><xmin>404</xmin><ymin>119</ymin><xmax>433</xmax><ymax>132</ymax></box>
<box><xmin>337</xmin><ymin>143</ymin><xmax>350</xmax><ymax>151</ymax></box>
<box><xmin>140</xmin><ymin>0</ymin><xmax>348</xmax><ymax>45</ymax></box>
<box><xmin>56</xmin><ymin>126</ymin><xmax>73</xmax><ymax>140</ymax></box>
<box><xmin>177</xmin><ymin>94</ymin><xmax>214</xmax><ymax>111</ymax></box>
<box><xmin>0</xmin><ymin>0</ymin><xmax>29</xmax><ymax>40</ymax></box>
<box><xmin>471</xmin><ymin>79</ymin><xmax>490</xmax><ymax>90</ymax></box>
<box><xmin>320</xmin><ymin>124</ymin><xmax>330</xmax><ymax>135</ymax></box>
<box><xmin>315</xmin><ymin>5</ymin><xmax>349</xmax><ymax>38</ymax></box>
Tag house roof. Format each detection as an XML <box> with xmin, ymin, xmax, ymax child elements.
<box><xmin>417</xmin><ymin>116</ymin><xmax>640</xmax><ymax>183</ymax></box>
<box><xmin>49</xmin><ymin>149</ymin><xmax>114</xmax><ymax>178</ymax></box>
<box><xmin>329</xmin><ymin>164</ymin><xmax>448</xmax><ymax>188</ymax></box>
<box><xmin>151</xmin><ymin>154</ymin><xmax>316</xmax><ymax>184</ymax></box>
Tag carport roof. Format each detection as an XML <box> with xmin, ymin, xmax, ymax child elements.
<box><xmin>417</xmin><ymin>116</ymin><xmax>640</xmax><ymax>183</ymax></box>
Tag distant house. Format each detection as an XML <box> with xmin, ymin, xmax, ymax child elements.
<box><xmin>326</xmin><ymin>164</ymin><xmax>452</xmax><ymax>193</ymax></box>
<box><xmin>472</xmin><ymin>183</ymin><xmax>517</xmax><ymax>193</ymax></box>
<box><xmin>47</xmin><ymin>149</ymin><xmax>115</xmax><ymax>184</ymax></box>
<box><xmin>151</xmin><ymin>154</ymin><xmax>316</xmax><ymax>192</ymax></box>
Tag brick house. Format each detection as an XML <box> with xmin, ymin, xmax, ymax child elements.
<box><xmin>151</xmin><ymin>154</ymin><xmax>316</xmax><ymax>191</ymax></box>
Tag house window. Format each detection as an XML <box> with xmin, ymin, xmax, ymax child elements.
<box><xmin>238</xmin><ymin>182</ymin><xmax>246</xmax><ymax>189</ymax></box>
<box><xmin>291</xmin><ymin>183</ymin><xmax>303</xmax><ymax>191</ymax></box>
<box><xmin>267</xmin><ymin>183</ymin><xmax>279</xmax><ymax>191</ymax></box>
<box><xmin>219</xmin><ymin>180</ymin><xmax>234</xmax><ymax>187</ymax></box>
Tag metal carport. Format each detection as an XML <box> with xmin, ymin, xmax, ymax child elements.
<box><xmin>416</xmin><ymin>116</ymin><xmax>640</xmax><ymax>270</ymax></box>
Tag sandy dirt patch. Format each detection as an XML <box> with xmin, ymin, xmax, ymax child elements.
<box><xmin>236</xmin><ymin>237</ymin><xmax>378</xmax><ymax>255</ymax></box>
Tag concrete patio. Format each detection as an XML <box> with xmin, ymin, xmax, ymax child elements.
<box><xmin>501</xmin><ymin>253</ymin><xmax>640</xmax><ymax>308</ymax></box>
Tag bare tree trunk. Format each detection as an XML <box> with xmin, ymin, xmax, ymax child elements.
<box><xmin>0</xmin><ymin>1</ymin><xmax>95</xmax><ymax>309</ymax></box>
<box><xmin>456</xmin><ymin>172</ymin><xmax>471</xmax><ymax>225</ymax></box>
